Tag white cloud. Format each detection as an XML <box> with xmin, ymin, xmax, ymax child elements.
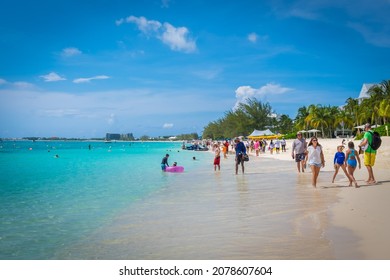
<box><xmin>161</xmin><ymin>23</ymin><xmax>196</xmax><ymax>53</ymax></box>
<box><xmin>117</xmin><ymin>16</ymin><xmax>161</xmax><ymax>34</ymax></box>
<box><xmin>62</xmin><ymin>47</ymin><xmax>82</xmax><ymax>57</ymax></box>
<box><xmin>117</xmin><ymin>15</ymin><xmax>197</xmax><ymax>53</ymax></box>
<box><xmin>192</xmin><ymin>69</ymin><xmax>221</xmax><ymax>80</ymax></box>
<box><xmin>13</xmin><ymin>81</ymin><xmax>35</xmax><ymax>89</ymax></box>
<box><xmin>248</xmin><ymin>32</ymin><xmax>258</xmax><ymax>43</ymax></box>
<box><xmin>163</xmin><ymin>123</ymin><xmax>174</xmax><ymax>128</ymax></box>
<box><xmin>0</xmin><ymin>79</ymin><xmax>35</xmax><ymax>89</ymax></box>
<box><xmin>234</xmin><ymin>83</ymin><xmax>293</xmax><ymax>108</ymax></box>
<box><xmin>73</xmin><ymin>75</ymin><xmax>110</xmax><ymax>84</ymax></box>
<box><xmin>40</xmin><ymin>72</ymin><xmax>66</xmax><ymax>82</ymax></box>
<box><xmin>161</xmin><ymin>0</ymin><xmax>171</xmax><ymax>8</ymax></box>
<box><xmin>39</xmin><ymin>109</ymin><xmax>81</xmax><ymax>117</ymax></box>
<box><xmin>107</xmin><ymin>113</ymin><xmax>116</xmax><ymax>125</ymax></box>
<box><xmin>348</xmin><ymin>22</ymin><xmax>390</xmax><ymax>48</ymax></box>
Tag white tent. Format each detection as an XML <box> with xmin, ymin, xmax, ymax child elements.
<box><xmin>307</xmin><ymin>129</ymin><xmax>321</xmax><ymax>137</ymax></box>
<box><xmin>248</xmin><ymin>129</ymin><xmax>278</xmax><ymax>139</ymax></box>
<box><xmin>354</xmin><ymin>124</ymin><xmax>380</xmax><ymax>129</ymax></box>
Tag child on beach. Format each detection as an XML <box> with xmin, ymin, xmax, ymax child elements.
<box><xmin>214</xmin><ymin>143</ymin><xmax>221</xmax><ymax>171</ymax></box>
<box><xmin>332</xmin><ymin>145</ymin><xmax>358</xmax><ymax>187</ymax></box>
<box><xmin>222</xmin><ymin>141</ymin><xmax>228</xmax><ymax>158</ymax></box>
<box><xmin>345</xmin><ymin>141</ymin><xmax>361</xmax><ymax>187</ymax></box>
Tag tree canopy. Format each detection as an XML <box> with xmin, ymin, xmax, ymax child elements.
<box><xmin>202</xmin><ymin>79</ymin><xmax>390</xmax><ymax>139</ymax></box>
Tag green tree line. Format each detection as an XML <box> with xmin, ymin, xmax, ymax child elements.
<box><xmin>203</xmin><ymin>79</ymin><xmax>390</xmax><ymax>139</ymax></box>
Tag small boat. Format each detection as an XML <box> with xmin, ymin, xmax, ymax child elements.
<box><xmin>185</xmin><ymin>144</ymin><xmax>208</xmax><ymax>151</ymax></box>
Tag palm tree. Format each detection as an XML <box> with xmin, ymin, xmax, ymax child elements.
<box><xmin>344</xmin><ymin>97</ymin><xmax>360</xmax><ymax>126</ymax></box>
<box><xmin>379</xmin><ymin>99</ymin><xmax>390</xmax><ymax>124</ymax></box>
<box><xmin>276</xmin><ymin>114</ymin><xmax>294</xmax><ymax>134</ymax></box>
<box><xmin>334</xmin><ymin>108</ymin><xmax>354</xmax><ymax>136</ymax></box>
<box><xmin>367</xmin><ymin>79</ymin><xmax>390</xmax><ymax>125</ymax></box>
<box><xmin>305</xmin><ymin>104</ymin><xmax>330</xmax><ymax>138</ymax></box>
<box><xmin>358</xmin><ymin>99</ymin><xmax>373</xmax><ymax>124</ymax></box>
<box><xmin>294</xmin><ymin>106</ymin><xmax>310</xmax><ymax>131</ymax></box>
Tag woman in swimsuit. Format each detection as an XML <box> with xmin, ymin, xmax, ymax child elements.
<box><xmin>345</xmin><ymin>141</ymin><xmax>361</xmax><ymax>187</ymax></box>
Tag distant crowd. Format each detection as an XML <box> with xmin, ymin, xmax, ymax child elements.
<box><xmin>206</xmin><ymin>123</ymin><xmax>381</xmax><ymax>188</ymax></box>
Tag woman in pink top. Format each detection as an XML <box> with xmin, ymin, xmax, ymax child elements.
<box><xmin>254</xmin><ymin>140</ymin><xmax>260</xmax><ymax>156</ymax></box>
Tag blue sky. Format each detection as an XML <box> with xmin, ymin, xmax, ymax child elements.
<box><xmin>1</xmin><ymin>0</ymin><xmax>389</xmax><ymax>138</ymax></box>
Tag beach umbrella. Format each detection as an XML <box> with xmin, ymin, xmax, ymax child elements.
<box><xmin>307</xmin><ymin>129</ymin><xmax>320</xmax><ymax>137</ymax></box>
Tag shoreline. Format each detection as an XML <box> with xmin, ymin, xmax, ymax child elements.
<box><xmin>9</xmin><ymin>137</ymin><xmax>386</xmax><ymax>260</ymax></box>
<box><xmin>239</xmin><ymin>136</ymin><xmax>390</xmax><ymax>259</ymax></box>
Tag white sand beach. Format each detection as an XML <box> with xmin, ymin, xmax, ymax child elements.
<box><xmin>245</xmin><ymin>136</ymin><xmax>390</xmax><ymax>259</ymax></box>
<box><xmin>59</xmin><ymin>137</ymin><xmax>390</xmax><ymax>260</ymax></box>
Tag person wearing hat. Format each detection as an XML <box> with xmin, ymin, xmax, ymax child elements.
<box><xmin>358</xmin><ymin>123</ymin><xmax>377</xmax><ymax>184</ymax></box>
<box><xmin>332</xmin><ymin>144</ymin><xmax>357</xmax><ymax>187</ymax></box>
<box><xmin>292</xmin><ymin>132</ymin><xmax>307</xmax><ymax>172</ymax></box>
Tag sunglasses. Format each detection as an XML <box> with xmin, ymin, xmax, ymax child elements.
<box><xmin>312</xmin><ymin>139</ymin><xmax>318</xmax><ymax>142</ymax></box>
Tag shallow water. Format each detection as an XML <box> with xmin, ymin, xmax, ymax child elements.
<box><xmin>56</xmin><ymin>154</ymin><xmax>339</xmax><ymax>260</ymax></box>
<box><xmin>1</xmin><ymin>142</ymin><xmax>342</xmax><ymax>259</ymax></box>
<box><xmin>0</xmin><ymin>141</ymin><xmax>210</xmax><ymax>259</ymax></box>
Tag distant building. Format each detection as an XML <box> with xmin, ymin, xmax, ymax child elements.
<box><xmin>122</xmin><ymin>133</ymin><xmax>135</xmax><ymax>141</ymax></box>
<box><xmin>105</xmin><ymin>133</ymin><xmax>135</xmax><ymax>141</ymax></box>
<box><xmin>357</xmin><ymin>83</ymin><xmax>377</xmax><ymax>103</ymax></box>
<box><xmin>105</xmin><ymin>133</ymin><xmax>121</xmax><ymax>140</ymax></box>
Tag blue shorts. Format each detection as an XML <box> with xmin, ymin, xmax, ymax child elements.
<box><xmin>295</xmin><ymin>153</ymin><xmax>305</xmax><ymax>162</ymax></box>
<box><xmin>347</xmin><ymin>160</ymin><xmax>357</xmax><ymax>168</ymax></box>
<box><xmin>161</xmin><ymin>164</ymin><xmax>167</xmax><ymax>170</ymax></box>
<box><xmin>310</xmin><ymin>163</ymin><xmax>322</xmax><ymax>168</ymax></box>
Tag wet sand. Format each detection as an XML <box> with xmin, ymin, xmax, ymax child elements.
<box><xmin>61</xmin><ymin>154</ymin><xmax>338</xmax><ymax>259</ymax></box>
<box><xmin>250</xmin><ymin>136</ymin><xmax>390</xmax><ymax>259</ymax></box>
<box><xmin>59</xmin><ymin>137</ymin><xmax>390</xmax><ymax>259</ymax></box>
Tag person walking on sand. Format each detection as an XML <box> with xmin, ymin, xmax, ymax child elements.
<box><xmin>345</xmin><ymin>141</ymin><xmax>361</xmax><ymax>187</ymax></box>
<box><xmin>275</xmin><ymin>138</ymin><xmax>281</xmax><ymax>154</ymax></box>
<box><xmin>269</xmin><ymin>140</ymin><xmax>275</xmax><ymax>154</ymax></box>
<box><xmin>234</xmin><ymin>138</ymin><xmax>247</xmax><ymax>175</ymax></box>
<box><xmin>332</xmin><ymin>145</ymin><xmax>358</xmax><ymax>187</ymax></box>
<box><xmin>254</xmin><ymin>140</ymin><xmax>260</xmax><ymax>156</ymax></box>
<box><xmin>213</xmin><ymin>143</ymin><xmax>221</xmax><ymax>171</ymax></box>
<box><xmin>305</xmin><ymin>137</ymin><xmax>325</xmax><ymax>188</ymax></box>
<box><xmin>281</xmin><ymin>138</ymin><xmax>286</xmax><ymax>152</ymax></box>
<box><xmin>358</xmin><ymin>123</ymin><xmax>377</xmax><ymax>184</ymax></box>
<box><xmin>292</xmin><ymin>132</ymin><xmax>307</xmax><ymax>173</ymax></box>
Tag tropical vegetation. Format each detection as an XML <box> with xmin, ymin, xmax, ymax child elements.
<box><xmin>202</xmin><ymin>79</ymin><xmax>390</xmax><ymax>139</ymax></box>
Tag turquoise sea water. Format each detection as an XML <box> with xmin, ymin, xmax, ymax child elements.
<box><xmin>0</xmin><ymin>140</ymin><xmax>211</xmax><ymax>259</ymax></box>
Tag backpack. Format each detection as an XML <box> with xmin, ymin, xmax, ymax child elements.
<box><xmin>368</xmin><ymin>131</ymin><xmax>382</xmax><ymax>150</ymax></box>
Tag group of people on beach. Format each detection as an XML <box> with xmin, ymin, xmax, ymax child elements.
<box><xmin>292</xmin><ymin>123</ymin><xmax>378</xmax><ymax>187</ymax></box>
<box><xmin>161</xmin><ymin>123</ymin><xmax>379</xmax><ymax>188</ymax></box>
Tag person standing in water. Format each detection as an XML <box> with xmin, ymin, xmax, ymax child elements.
<box><xmin>161</xmin><ymin>154</ymin><xmax>169</xmax><ymax>171</ymax></box>
<box><xmin>234</xmin><ymin>138</ymin><xmax>247</xmax><ymax>175</ymax></box>
<box><xmin>213</xmin><ymin>143</ymin><xmax>221</xmax><ymax>171</ymax></box>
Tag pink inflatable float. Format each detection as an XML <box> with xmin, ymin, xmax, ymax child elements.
<box><xmin>165</xmin><ymin>166</ymin><xmax>184</xmax><ymax>173</ymax></box>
